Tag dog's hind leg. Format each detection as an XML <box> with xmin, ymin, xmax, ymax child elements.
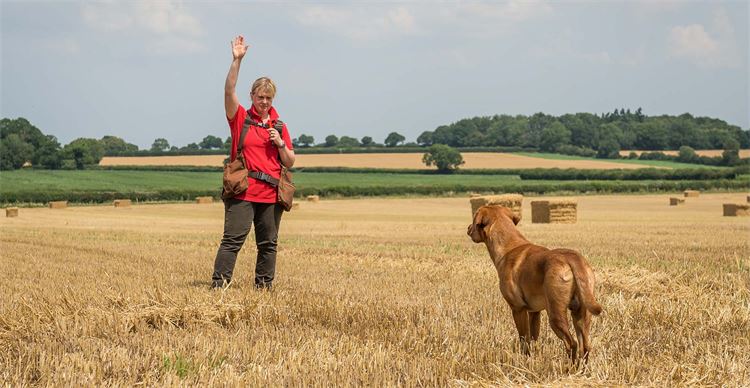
<box><xmin>511</xmin><ymin>308</ymin><xmax>531</xmax><ymax>355</ymax></box>
<box><xmin>529</xmin><ymin>311</ymin><xmax>541</xmax><ymax>341</ymax></box>
<box><xmin>547</xmin><ymin>302</ymin><xmax>578</xmax><ymax>361</ymax></box>
<box><xmin>572</xmin><ymin>307</ymin><xmax>592</xmax><ymax>363</ymax></box>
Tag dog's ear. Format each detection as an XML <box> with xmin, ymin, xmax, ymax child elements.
<box><xmin>468</xmin><ymin>208</ymin><xmax>492</xmax><ymax>242</ymax></box>
<box><xmin>476</xmin><ymin>209</ymin><xmax>491</xmax><ymax>230</ymax></box>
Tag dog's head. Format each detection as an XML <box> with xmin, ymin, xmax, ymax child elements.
<box><xmin>467</xmin><ymin>205</ymin><xmax>521</xmax><ymax>243</ymax></box>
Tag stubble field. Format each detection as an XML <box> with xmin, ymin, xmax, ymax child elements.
<box><xmin>1</xmin><ymin>193</ymin><xmax>748</xmax><ymax>386</ymax></box>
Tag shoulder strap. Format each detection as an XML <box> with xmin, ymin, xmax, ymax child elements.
<box><xmin>236</xmin><ymin>112</ymin><xmax>254</xmax><ymax>155</ymax></box>
<box><xmin>274</xmin><ymin>119</ymin><xmax>286</xmax><ymax>164</ymax></box>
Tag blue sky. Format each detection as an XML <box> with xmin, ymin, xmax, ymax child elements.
<box><xmin>1</xmin><ymin>0</ymin><xmax>747</xmax><ymax>149</ymax></box>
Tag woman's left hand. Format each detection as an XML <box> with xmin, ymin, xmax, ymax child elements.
<box><xmin>268</xmin><ymin>127</ymin><xmax>283</xmax><ymax>148</ymax></box>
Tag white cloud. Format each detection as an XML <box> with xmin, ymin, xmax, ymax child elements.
<box><xmin>81</xmin><ymin>1</ymin><xmax>134</xmax><ymax>32</ymax></box>
<box><xmin>296</xmin><ymin>5</ymin><xmax>418</xmax><ymax>41</ymax></box>
<box><xmin>459</xmin><ymin>1</ymin><xmax>553</xmax><ymax>22</ymax></box>
<box><xmin>80</xmin><ymin>0</ymin><xmax>203</xmax><ymax>53</ymax></box>
<box><xmin>668</xmin><ymin>24</ymin><xmax>718</xmax><ymax>57</ymax></box>
<box><xmin>133</xmin><ymin>1</ymin><xmax>202</xmax><ymax>36</ymax></box>
<box><xmin>295</xmin><ymin>2</ymin><xmax>551</xmax><ymax>41</ymax></box>
<box><xmin>666</xmin><ymin>7</ymin><xmax>741</xmax><ymax>68</ymax></box>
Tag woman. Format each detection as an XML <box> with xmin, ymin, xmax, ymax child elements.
<box><xmin>212</xmin><ymin>35</ymin><xmax>295</xmax><ymax>290</ymax></box>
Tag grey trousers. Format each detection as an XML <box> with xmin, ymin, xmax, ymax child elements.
<box><xmin>212</xmin><ymin>198</ymin><xmax>283</xmax><ymax>289</ymax></box>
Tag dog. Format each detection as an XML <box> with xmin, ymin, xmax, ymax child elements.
<box><xmin>467</xmin><ymin>205</ymin><xmax>602</xmax><ymax>361</ymax></box>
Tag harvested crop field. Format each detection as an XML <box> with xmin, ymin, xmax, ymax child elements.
<box><xmin>619</xmin><ymin>149</ymin><xmax>750</xmax><ymax>158</ymax></box>
<box><xmin>1</xmin><ymin>193</ymin><xmax>748</xmax><ymax>385</ymax></box>
<box><xmin>100</xmin><ymin>153</ymin><xmax>652</xmax><ymax>169</ymax></box>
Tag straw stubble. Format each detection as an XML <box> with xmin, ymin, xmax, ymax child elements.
<box><xmin>0</xmin><ymin>194</ymin><xmax>748</xmax><ymax>386</ymax></box>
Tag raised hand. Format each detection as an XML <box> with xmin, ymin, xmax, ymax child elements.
<box><xmin>231</xmin><ymin>35</ymin><xmax>249</xmax><ymax>60</ymax></box>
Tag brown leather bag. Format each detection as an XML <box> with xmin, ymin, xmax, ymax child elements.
<box><xmin>221</xmin><ymin>115</ymin><xmax>254</xmax><ymax>199</ymax></box>
<box><xmin>277</xmin><ymin>166</ymin><xmax>295</xmax><ymax>211</ymax></box>
<box><xmin>274</xmin><ymin>120</ymin><xmax>295</xmax><ymax>211</ymax></box>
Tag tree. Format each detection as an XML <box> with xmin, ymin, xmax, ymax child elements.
<box><xmin>360</xmin><ymin>136</ymin><xmax>374</xmax><ymax>147</ymax></box>
<box><xmin>224</xmin><ymin>136</ymin><xmax>232</xmax><ymax>149</ymax></box>
<box><xmin>634</xmin><ymin>107</ymin><xmax>645</xmax><ymax>122</ymax></box>
<box><xmin>100</xmin><ymin>135</ymin><xmax>137</xmax><ymax>155</ymax></box>
<box><xmin>0</xmin><ymin>133</ymin><xmax>34</xmax><ymax>170</ymax></box>
<box><xmin>1</xmin><ymin>117</ymin><xmax>63</xmax><ymax>170</ymax></box>
<box><xmin>677</xmin><ymin>146</ymin><xmax>698</xmax><ymax>163</ymax></box>
<box><xmin>721</xmin><ymin>138</ymin><xmax>741</xmax><ymax>166</ymax></box>
<box><xmin>35</xmin><ymin>135</ymin><xmax>63</xmax><ymax>169</ymax></box>
<box><xmin>151</xmin><ymin>138</ymin><xmax>170</xmax><ymax>152</ymax></box>
<box><xmin>297</xmin><ymin>134</ymin><xmax>314</xmax><ymax>147</ymax></box>
<box><xmin>422</xmin><ymin>144</ymin><xmax>464</xmax><ymax>172</ymax></box>
<box><xmin>416</xmin><ymin>131</ymin><xmax>433</xmax><ymax>146</ymax></box>
<box><xmin>596</xmin><ymin>136</ymin><xmax>620</xmax><ymax>159</ymax></box>
<box><xmin>182</xmin><ymin>143</ymin><xmax>200</xmax><ymax>150</ymax></box>
<box><xmin>200</xmin><ymin>135</ymin><xmax>223</xmax><ymax>149</ymax></box>
<box><xmin>63</xmin><ymin>138</ymin><xmax>104</xmax><ymax>169</ymax></box>
<box><xmin>324</xmin><ymin>135</ymin><xmax>338</xmax><ymax>147</ymax></box>
<box><xmin>539</xmin><ymin>121</ymin><xmax>571</xmax><ymax>152</ymax></box>
<box><xmin>338</xmin><ymin>136</ymin><xmax>360</xmax><ymax>147</ymax></box>
<box><xmin>384</xmin><ymin>132</ymin><xmax>405</xmax><ymax>147</ymax></box>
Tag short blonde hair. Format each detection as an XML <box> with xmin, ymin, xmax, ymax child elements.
<box><xmin>250</xmin><ymin>77</ymin><xmax>277</xmax><ymax>98</ymax></box>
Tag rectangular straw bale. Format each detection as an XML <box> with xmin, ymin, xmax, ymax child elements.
<box><xmin>49</xmin><ymin>201</ymin><xmax>67</xmax><ymax>209</ymax></box>
<box><xmin>532</xmin><ymin>199</ymin><xmax>577</xmax><ymax>223</ymax></box>
<box><xmin>113</xmin><ymin>199</ymin><xmax>132</xmax><ymax>208</ymax></box>
<box><xmin>684</xmin><ymin>190</ymin><xmax>700</xmax><ymax>198</ymax></box>
<box><xmin>723</xmin><ymin>203</ymin><xmax>750</xmax><ymax>217</ymax></box>
<box><xmin>306</xmin><ymin>195</ymin><xmax>320</xmax><ymax>203</ymax></box>
<box><xmin>470</xmin><ymin>194</ymin><xmax>523</xmax><ymax>219</ymax></box>
<box><xmin>670</xmin><ymin>197</ymin><xmax>685</xmax><ymax>206</ymax></box>
<box><xmin>6</xmin><ymin>207</ymin><xmax>18</xmax><ymax>217</ymax></box>
<box><xmin>196</xmin><ymin>196</ymin><xmax>213</xmax><ymax>204</ymax></box>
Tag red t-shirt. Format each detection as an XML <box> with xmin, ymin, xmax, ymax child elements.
<box><xmin>228</xmin><ymin>104</ymin><xmax>294</xmax><ymax>203</ymax></box>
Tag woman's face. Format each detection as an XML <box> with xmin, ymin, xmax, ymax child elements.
<box><xmin>252</xmin><ymin>88</ymin><xmax>274</xmax><ymax>117</ymax></box>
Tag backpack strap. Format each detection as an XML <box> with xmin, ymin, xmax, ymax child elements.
<box><xmin>235</xmin><ymin>112</ymin><xmax>254</xmax><ymax>158</ymax></box>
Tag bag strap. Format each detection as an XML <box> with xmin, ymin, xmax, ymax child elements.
<box><xmin>274</xmin><ymin>120</ymin><xmax>286</xmax><ymax>167</ymax></box>
<box><xmin>236</xmin><ymin>113</ymin><xmax>254</xmax><ymax>157</ymax></box>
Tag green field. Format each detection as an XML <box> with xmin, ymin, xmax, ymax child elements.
<box><xmin>1</xmin><ymin>169</ymin><xmax>748</xmax><ymax>205</ymax></box>
<box><xmin>0</xmin><ymin>170</ymin><xmax>520</xmax><ymax>193</ymax></box>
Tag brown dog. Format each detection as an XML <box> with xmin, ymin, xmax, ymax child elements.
<box><xmin>467</xmin><ymin>205</ymin><xmax>602</xmax><ymax>361</ymax></box>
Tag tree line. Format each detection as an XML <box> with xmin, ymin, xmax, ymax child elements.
<box><xmin>1</xmin><ymin>108</ymin><xmax>748</xmax><ymax>170</ymax></box>
<box><xmin>414</xmin><ymin>109</ymin><xmax>748</xmax><ymax>157</ymax></box>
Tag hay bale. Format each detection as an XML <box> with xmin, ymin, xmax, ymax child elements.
<box><xmin>6</xmin><ymin>207</ymin><xmax>18</xmax><ymax>217</ymax></box>
<box><xmin>470</xmin><ymin>194</ymin><xmax>523</xmax><ymax>219</ymax></box>
<box><xmin>196</xmin><ymin>196</ymin><xmax>213</xmax><ymax>204</ymax></box>
<box><xmin>684</xmin><ymin>190</ymin><xmax>700</xmax><ymax>198</ymax></box>
<box><xmin>746</xmin><ymin>195</ymin><xmax>749</xmax><ymax>203</ymax></box>
<box><xmin>113</xmin><ymin>199</ymin><xmax>132</xmax><ymax>208</ymax></box>
<box><xmin>49</xmin><ymin>201</ymin><xmax>67</xmax><ymax>209</ymax></box>
<box><xmin>306</xmin><ymin>195</ymin><xmax>320</xmax><ymax>203</ymax></box>
<box><xmin>723</xmin><ymin>203</ymin><xmax>750</xmax><ymax>217</ymax></box>
<box><xmin>669</xmin><ymin>197</ymin><xmax>685</xmax><ymax>206</ymax></box>
<box><xmin>531</xmin><ymin>199</ymin><xmax>577</xmax><ymax>224</ymax></box>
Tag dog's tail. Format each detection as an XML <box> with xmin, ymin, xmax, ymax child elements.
<box><xmin>568</xmin><ymin>254</ymin><xmax>603</xmax><ymax>315</ymax></box>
